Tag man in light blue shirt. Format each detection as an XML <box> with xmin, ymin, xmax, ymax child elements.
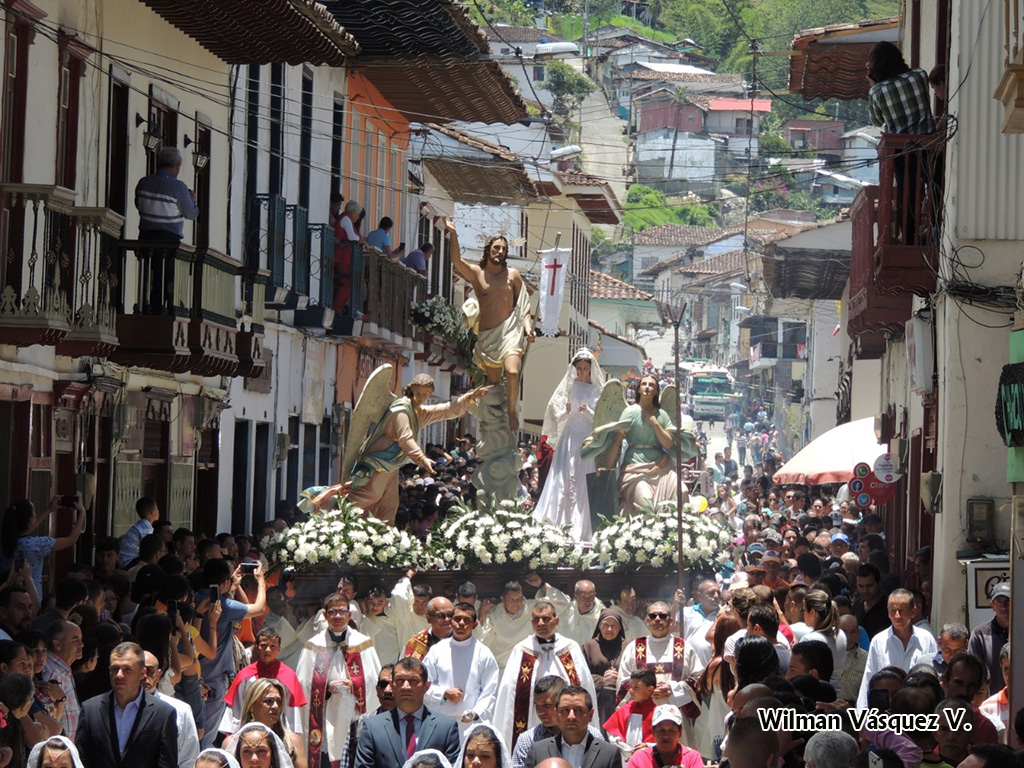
<box><xmin>365</xmin><ymin>217</ymin><xmax>404</xmax><ymax>260</ymax></box>
<box><xmin>118</xmin><ymin>496</ymin><xmax>159</xmax><ymax>568</ymax></box>
<box><xmin>200</xmin><ymin>558</ymin><xmax>266</xmax><ymax>747</ymax></box>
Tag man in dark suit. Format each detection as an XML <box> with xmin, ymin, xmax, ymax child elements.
<box><xmin>354</xmin><ymin>657</ymin><xmax>460</xmax><ymax>768</ymax></box>
<box><xmin>74</xmin><ymin>641</ymin><xmax>178</xmax><ymax>768</ymax></box>
<box><xmin>525</xmin><ymin>686</ymin><xmax>619</xmax><ymax>768</ymax></box>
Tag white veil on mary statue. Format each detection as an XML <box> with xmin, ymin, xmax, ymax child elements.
<box><xmin>535</xmin><ymin>347</ymin><xmax>607</xmax><ymax>541</ymax></box>
<box><xmin>542</xmin><ymin>347</ymin><xmax>607</xmax><ymax>445</ymax></box>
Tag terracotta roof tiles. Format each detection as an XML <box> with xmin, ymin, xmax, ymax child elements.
<box><xmin>590</xmin><ymin>271</ymin><xmax>655</xmax><ymax>301</ymax></box>
<box><xmin>632</xmin><ymin>224</ymin><xmax>727</xmax><ymax>246</ymax></box>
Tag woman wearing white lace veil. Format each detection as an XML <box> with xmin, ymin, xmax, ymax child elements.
<box><xmin>224</xmin><ymin>722</ymin><xmax>295</xmax><ymax>768</ymax></box>
<box><xmin>26</xmin><ymin>737</ymin><xmax>85</xmax><ymax>768</ymax></box>
<box><xmin>533</xmin><ymin>347</ymin><xmax>606</xmax><ymax>540</ymax></box>
<box><xmin>455</xmin><ymin>723</ymin><xmax>513</xmax><ymax>768</ymax></box>
<box><xmin>194</xmin><ymin>749</ymin><xmax>243</xmax><ymax>768</ymax></box>
<box><xmin>402</xmin><ymin>750</ymin><xmax>454</xmax><ymax>768</ymax></box>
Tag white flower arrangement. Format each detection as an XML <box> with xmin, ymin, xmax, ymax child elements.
<box><xmin>586</xmin><ymin>502</ymin><xmax>734</xmax><ymax>573</ymax></box>
<box><xmin>411</xmin><ymin>298</ymin><xmax>473</xmax><ymax>347</ymax></box>
<box><xmin>428</xmin><ymin>497</ymin><xmax>585</xmax><ymax>571</ymax></box>
<box><xmin>262</xmin><ymin>497</ymin><xmax>441</xmax><ymax>572</ymax></box>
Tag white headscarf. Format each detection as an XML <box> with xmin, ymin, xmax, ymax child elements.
<box><xmin>455</xmin><ymin>723</ymin><xmax>513</xmax><ymax>768</ymax></box>
<box><xmin>541</xmin><ymin>347</ymin><xmax>607</xmax><ymax>445</ymax></box>
<box><xmin>223</xmin><ymin>722</ymin><xmax>295</xmax><ymax>768</ymax></box>
<box><xmin>401</xmin><ymin>749</ymin><xmax>455</xmax><ymax>768</ymax></box>
<box><xmin>195</xmin><ymin>749</ymin><xmax>243</xmax><ymax>768</ymax></box>
<box><xmin>26</xmin><ymin>736</ymin><xmax>86</xmax><ymax>768</ymax></box>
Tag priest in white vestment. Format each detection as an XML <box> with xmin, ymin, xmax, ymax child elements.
<box><xmin>295</xmin><ymin>592</ymin><xmax>382</xmax><ymax>767</ymax></box>
<box><xmin>538</xmin><ymin>580</ymin><xmax>605</xmax><ymax>648</ymax></box>
<box><xmin>493</xmin><ymin>601</ymin><xmax>597</xmax><ymax>749</ymax></box>
<box><xmin>423</xmin><ymin>601</ymin><xmax>499</xmax><ymax>734</ymax></box>
<box><xmin>617</xmin><ymin>601</ymin><xmax>703</xmax><ymax>747</ymax></box>
<box><xmin>478</xmin><ymin>576</ymin><xmax>569</xmax><ymax>670</ymax></box>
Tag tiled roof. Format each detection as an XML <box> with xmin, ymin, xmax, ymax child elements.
<box><xmin>628</xmin><ymin>69</ymin><xmax>742</xmax><ymax>85</ymax></box>
<box><xmin>788</xmin><ymin>17</ymin><xmax>899</xmax><ymax>101</ymax></box>
<box><xmin>140</xmin><ymin>0</ymin><xmax>359</xmax><ymax>64</ymax></box>
<box><xmin>560</xmin><ymin>170</ymin><xmax>606</xmax><ymax>187</ymax></box>
<box><xmin>485</xmin><ymin>25</ymin><xmax>562</xmax><ymax>43</ymax></box>
<box><xmin>678</xmin><ymin>249</ymin><xmax>746</xmax><ymax>275</ymax></box>
<box><xmin>322</xmin><ymin>0</ymin><xmax>526</xmax><ymax>123</ymax></box>
<box><xmin>589</xmin><ymin>320</ymin><xmax>647</xmax><ymax>354</ymax></box>
<box><xmin>632</xmin><ymin>224</ymin><xmax>727</xmax><ymax>246</ymax></box>
<box><xmin>590</xmin><ymin>271</ymin><xmax>654</xmax><ymax>301</ymax></box>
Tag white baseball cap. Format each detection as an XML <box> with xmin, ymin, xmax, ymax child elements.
<box><xmin>652</xmin><ymin>704</ymin><xmax>683</xmax><ymax>727</ymax></box>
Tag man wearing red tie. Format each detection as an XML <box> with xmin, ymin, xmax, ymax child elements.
<box><xmin>354</xmin><ymin>657</ymin><xmax>461</xmax><ymax>768</ymax></box>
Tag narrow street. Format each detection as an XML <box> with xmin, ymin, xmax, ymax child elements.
<box><xmin>569</xmin><ymin>56</ymin><xmax>629</xmax><ymax>211</ymax></box>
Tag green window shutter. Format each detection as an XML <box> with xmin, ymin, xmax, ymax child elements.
<box><xmin>168</xmin><ymin>462</ymin><xmax>194</xmax><ymax>530</ymax></box>
<box><xmin>112</xmin><ymin>461</ymin><xmax>142</xmax><ymax>537</ymax></box>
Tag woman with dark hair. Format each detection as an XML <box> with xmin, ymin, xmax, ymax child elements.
<box><xmin>134</xmin><ymin>611</ymin><xmax>181</xmax><ymax>693</ymax></box>
<box><xmin>733</xmin><ymin>635</ymin><xmax>783</xmax><ymax>690</ymax></box>
<box><xmin>694</xmin><ymin>613</ymin><xmax>741</xmax><ymax>760</ymax></box>
<box><xmin>802</xmin><ymin>589</ymin><xmax>846</xmax><ymax>692</ymax></box>
<box><xmin>15</xmin><ymin>632</ymin><xmax>63</xmax><ymax>743</ymax></box>
<box><xmin>0</xmin><ymin>673</ymin><xmax>37</xmax><ymax>768</ymax></box>
<box><xmin>455</xmin><ymin>723</ymin><xmax>511</xmax><ymax>768</ymax></box>
<box><xmin>582</xmin><ymin>609</ymin><xmax>627</xmax><ymax>727</ymax></box>
<box><xmin>0</xmin><ymin>498</ymin><xmax>85</xmax><ymax>594</ymax></box>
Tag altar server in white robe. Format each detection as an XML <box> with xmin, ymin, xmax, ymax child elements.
<box><xmin>493</xmin><ymin>601</ymin><xmax>597</xmax><ymax>750</ymax></box>
<box><xmin>537</xmin><ymin>580</ymin><xmax>605</xmax><ymax>649</ymax></box>
<box><xmin>423</xmin><ymin>601</ymin><xmax>500</xmax><ymax>735</ymax></box>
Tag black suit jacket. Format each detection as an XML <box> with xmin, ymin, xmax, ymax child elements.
<box><xmin>525</xmin><ymin>734</ymin><xmax>620</xmax><ymax>768</ymax></box>
<box><xmin>74</xmin><ymin>689</ymin><xmax>178</xmax><ymax>768</ymax></box>
<box><xmin>354</xmin><ymin>706</ymin><xmax>460</xmax><ymax>768</ymax></box>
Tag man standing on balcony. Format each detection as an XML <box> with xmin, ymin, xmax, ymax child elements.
<box><xmin>447</xmin><ymin>219</ymin><xmax>534</xmax><ymax>432</ymax></box>
<box><xmin>135</xmin><ymin>146</ymin><xmax>200</xmax><ymax>242</ymax></box>
<box><xmin>134</xmin><ymin>146</ymin><xmax>200</xmax><ymax>313</ymax></box>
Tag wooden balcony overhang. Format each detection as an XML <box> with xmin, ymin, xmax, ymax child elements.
<box><xmin>138</xmin><ymin>0</ymin><xmax>358</xmax><ymax>65</ymax></box>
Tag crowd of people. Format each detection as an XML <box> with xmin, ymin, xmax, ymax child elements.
<box><xmin>0</xmin><ymin>481</ymin><xmax>1016</xmax><ymax>768</ymax></box>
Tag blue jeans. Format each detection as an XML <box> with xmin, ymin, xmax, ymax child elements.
<box><xmin>201</xmin><ymin>673</ymin><xmax>230</xmax><ymax>748</ymax></box>
<box><xmin>175</xmin><ymin>673</ymin><xmax>205</xmax><ymax>740</ymax></box>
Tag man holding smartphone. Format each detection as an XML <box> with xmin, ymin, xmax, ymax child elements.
<box><xmin>199</xmin><ymin>558</ymin><xmax>266</xmax><ymax>747</ymax></box>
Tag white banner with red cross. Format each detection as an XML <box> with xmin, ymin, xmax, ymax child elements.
<box><xmin>538</xmin><ymin>247</ymin><xmax>571</xmax><ymax>337</ymax></box>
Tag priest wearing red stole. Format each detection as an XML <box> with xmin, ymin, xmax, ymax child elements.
<box><xmin>493</xmin><ymin>601</ymin><xmax>597</xmax><ymax>750</ymax></box>
<box><xmin>295</xmin><ymin>591</ymin><xmax>382</xmax><ymax>768</ymax></box>
<box><xmin>221</xmin><ymin>625</ymin><xmax>307</xmax><ymax>736</ymax></box>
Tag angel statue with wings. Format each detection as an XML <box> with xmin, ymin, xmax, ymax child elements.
<box><xmin>312</xmin><ymin>365</ymin><xmax>490</xmax><ymax>524</ymax></box>
<box><xmin>581</xmin><ymin>373</ymin><xmax>699</xmax><ymax>516</ymax></box>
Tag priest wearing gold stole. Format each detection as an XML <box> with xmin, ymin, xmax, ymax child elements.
<box><xmin>295</xmin><ymin>591</ymin><xmax>382</xmax><ymax>768</ymax></box>
<box><xmin>616</xmin><ymin>601</ymin><xmax>703</xmax><ymax>748</ymax></box>
<box><xmin>493</xmin><ymin>601</ymin><xmax>597</xmax><ymax>750</ymax></box>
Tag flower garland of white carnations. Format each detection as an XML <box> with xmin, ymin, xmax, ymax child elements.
<box><xmin>586</xmin><ymin>502</ymin><xmax>735</xmax><ymax>573</ymax></box>
<box><xmin>261</xmin><ymin>498</ymin><xmax>441</xmax><ymax>571</ymax></box>
<box><xmin>426</xmin><ymin>498</ymin><xmax>586</xmax><ymax>571</ymax></box>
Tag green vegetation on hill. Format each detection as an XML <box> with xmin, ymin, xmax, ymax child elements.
<box><xmin>624</xmin><ymin>185</ymin><xmax>717</xmax><ymax>233</ymax></box>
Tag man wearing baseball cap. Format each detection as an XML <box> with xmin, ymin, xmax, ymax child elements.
<box><xmin>968</xmin><ymin>582</ymin><xmax>1010</xmax><ymax>694</ymax></box>
<box><xmin>761</xmin><ymin>551</ymin><xmax>789</xmax><ymax>590</ymax></box>
<box><xmin>624</xmin><ymin>705</ymin><xmax>703</xmax><ymax>768</ymax></box>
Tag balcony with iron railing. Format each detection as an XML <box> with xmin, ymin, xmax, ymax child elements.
<box><xmin>0</xmin><ymin>184</ymin><xmax>77</xmax><ymax>348</ymax></box>
<box><xmin>57</xmin><ymin>206</ymin><xmax>126</xmax><ymax>357</ymax></box>
<box><xmin>873</xmin><ymin>133</ymin><xmax>941</xmax><ymax>296</ymax></box>
<box><xmin>847</xmin><ymin>185</ymin><xmax>912</xmax><ymax>359</ymax></box>
<box><xmin>997</xmin><ymin>0</ymin><xmax>1024</xmax><ymax>132</ymax></box>
<box><xmin>112</xmin><ymin>239</ymin><xmax>248</xmax><ymax>375</ymax></box>
<box><xmin>293</xmin><ymin>223</ymin><xmax>334</xmax><ymax>332</ymax></box>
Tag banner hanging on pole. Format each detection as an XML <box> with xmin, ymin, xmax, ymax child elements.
<box><xmin>538</xmin><ymin>247</ymin><xmax>571</xmax><ymax>337</ymax></box>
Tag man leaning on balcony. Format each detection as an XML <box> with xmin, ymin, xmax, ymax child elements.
<box><xmin>134</xmin><ymin>146</ymin><xmax>200</xmax><ymax>313</ymax></box>
<box><xmin>135</xmin><ymin>146</ymin><xmax>200</xmax><ymax>242</ymax></box>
